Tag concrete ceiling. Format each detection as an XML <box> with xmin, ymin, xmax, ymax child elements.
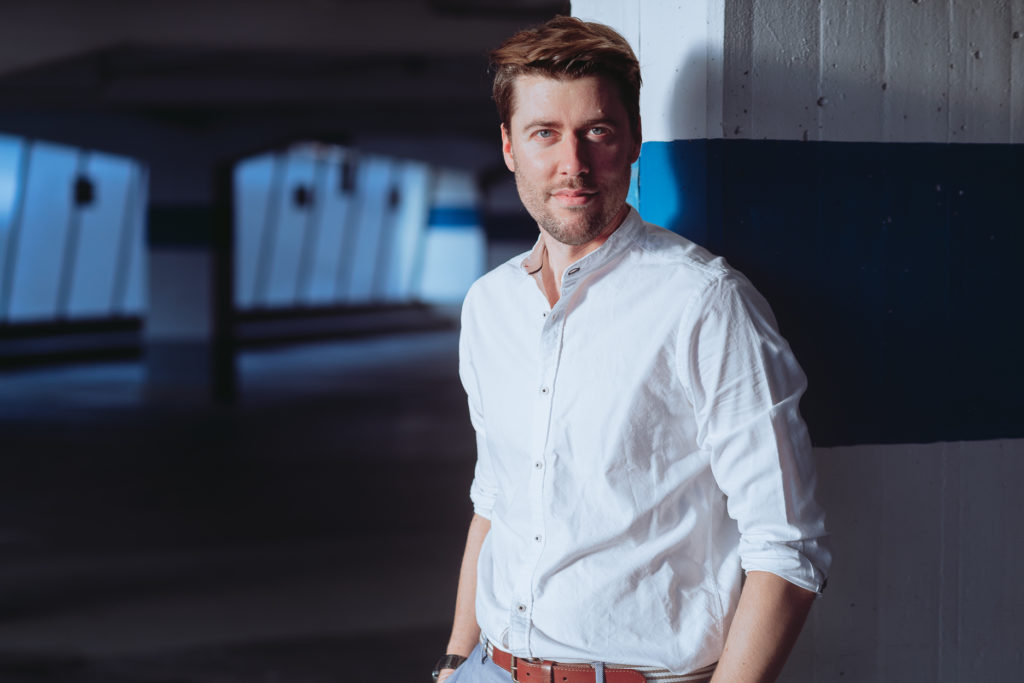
<box><xmin>0</xmin><ymin>0</ymin><xmax>569</xmax><ymax>170</ymax></box>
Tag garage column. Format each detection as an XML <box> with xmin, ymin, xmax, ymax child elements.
<box><xmin>572</xmin><ymin>0</ymin><xmax>723</xmax><ymax>246</ymax></box>
<box><xmin>145</xmin><ymin>159</ymin><xmax>235</xmax><ymax>402</ymax></box>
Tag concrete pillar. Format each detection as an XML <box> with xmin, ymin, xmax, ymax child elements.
<box><xmin>572</xmin><ymin>2</ymin><xmax>1024</xmax><ymax>680</ymax></box>
<box><xmin>145</xmin><ymin>159</ymin><xmax>235</xmax><ymax>402</ymax></box>
<box><xmin>417</xmin><ymin>168</ymin><xmax>485</xmax><ymax>304</ymax></box>
<box><xmin>573</xmin><ymin>0</ymin><xmax>722</xmax><ymax>247</ymax></box>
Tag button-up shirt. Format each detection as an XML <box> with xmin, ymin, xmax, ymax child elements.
<box><xmin>458</xmin><ymin>208</ymin><xmax>830</xmax><ymax>674</ymax></box>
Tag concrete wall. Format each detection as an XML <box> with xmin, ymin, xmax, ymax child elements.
<box><xmin>577</xmin><ymin>0</ymin><xmax>1024</xmax><ymax>144</ymax></box>
<box><xmin>573</xmin><ymin>1</ymin><xmax>1023</xmax><ymax>680</ymax></box>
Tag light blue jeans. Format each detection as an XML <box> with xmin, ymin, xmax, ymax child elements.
<box><xmin>446</xmin><ymin>643</ymin><xmax>609</xmax><ymax>683</ymax></box>
<box><xmin>444</xmin><ymin>644</ymin><xmax>508</xmax><ymax>683</ymax></box>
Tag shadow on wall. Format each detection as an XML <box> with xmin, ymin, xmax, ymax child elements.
<box><xmin>651</xmin><ymin>43</ymin><xmax>1024</xmax><ymax>448</ymax></box>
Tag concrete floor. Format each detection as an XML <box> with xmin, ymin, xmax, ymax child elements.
<box><xmin>0</xmin><ymin>329</ymin><xmax>476</xmax><ymax>682</ymax></box>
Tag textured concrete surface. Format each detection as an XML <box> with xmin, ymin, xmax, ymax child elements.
<box><xmin>0</xmin><ymin>329</ymin><xmax>475</xmax><ymax>682</ymax></box>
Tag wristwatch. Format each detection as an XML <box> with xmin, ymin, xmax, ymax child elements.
<box><xmin>432</xmin><ymin>654</ymin><xmax>467</xmax><ymax>681</ymax></box>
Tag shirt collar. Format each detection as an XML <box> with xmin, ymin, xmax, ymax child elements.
<box><xmin>519</xmin><ymin>205</ymin><xmax>642</xmax><ymax>279</ymax></box>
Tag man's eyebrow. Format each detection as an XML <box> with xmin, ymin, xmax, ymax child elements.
<box><xmin>521</xmin><ymin>119</ymin><xmax>559</xmax><ymax>131</ymax></box>
<box><xmin>520</xmin><ymin>117</ymin><xmax>617</xmax><ymax>131</ymax></box>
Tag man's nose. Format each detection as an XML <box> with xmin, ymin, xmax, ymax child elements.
<box><xmin>559</xmin><ymin>135</ymin><xmax>590</xmax><ymax>176</ymax></box>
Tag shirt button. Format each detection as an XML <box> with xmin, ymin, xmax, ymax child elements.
<box><xmin>542</xmin><ymin>311</ymin><xmax>548</xmax><ymax>317</ymax></box>
<box><xmin>534</xmin><ymin>534</ymin><xmax>543</xmax><ymax>543</ymax></box>
<box><xmin>516</xmin><ymin>603</ymin><xmax>527</xmax><ymax>613</ymax></box>
<box><xmin>567</xmin><ymin>266</ymin><xmax>580</xmax><ymax>275</ymax></box>
<box><xmin>534</xmin><ymin>461</ymin><xmax>543</xmax><ymax>469</ymax></box>
<box><xmin>540</xmin><ymin>386</ymin><xmax>549</xmax><ymax>395</ymax></box>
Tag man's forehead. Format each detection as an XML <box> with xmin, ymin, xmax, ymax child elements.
<box><xmin>511</xmin><ymin>72</ymin><xmax>608</xmax><ymax>94</ymax></box>
<box><xmin>508</xmin><ymin>73</ymin><xmax>624</xmax><ymax>123</ymax></box>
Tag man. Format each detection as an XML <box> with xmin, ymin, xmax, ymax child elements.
<box><xmin>434</xmin><ymin>16</ymin><xmax>830</xmax><ymax>683</ymax></box>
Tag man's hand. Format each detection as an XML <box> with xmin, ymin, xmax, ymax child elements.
<box><xmin>435</xmin><ymin>668</ymin><xmax>456</xmax><ymax>683</ymax></box>
<box><xmin>709</xmin><ymin>571</ymin><xmax>817</xmax><ymax>683</ymax></box>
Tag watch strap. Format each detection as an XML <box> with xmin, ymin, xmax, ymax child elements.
<box><xmin>432</xmin><ymin>653</ymin><xmax>468</xmax><ymax>680</ymax></box>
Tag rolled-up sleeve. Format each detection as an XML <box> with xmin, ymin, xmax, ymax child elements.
<box><xmin>679</xmin><ymin>272</ymin><xmax>831</xmax><ymax>593</ymax></box>
<box><xmin>459</xmin><ymin>286</ymin><xmax>498</xmax><ymax>519</ymax></box>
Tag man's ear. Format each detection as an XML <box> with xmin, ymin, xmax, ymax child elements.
<box><xmin>501</xmin><ymin>124</ymin><xmax>516</xmax><ymax>172</ymax></box>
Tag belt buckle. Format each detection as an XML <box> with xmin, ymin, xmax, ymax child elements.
<box><xmin>510</xmin><ymin>655</ymin><xmax>519</xmax><ymax>683</ymax></box>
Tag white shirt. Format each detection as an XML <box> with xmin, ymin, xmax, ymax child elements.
<box><xmin>458</xmin><ymin>208</ymin><xmax>830</xmax><ymax>674</ymax></box>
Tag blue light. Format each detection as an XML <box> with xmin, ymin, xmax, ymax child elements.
<box><xmin>0</xmin><ymin>135</ymin><xmax>21</xmax><ymax>226</ymax></box>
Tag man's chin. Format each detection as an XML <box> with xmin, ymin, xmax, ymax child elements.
<box><xmin>542</xmin><ymin>220</ymin><xmax>605</xmax><ymax>246</ymax></box>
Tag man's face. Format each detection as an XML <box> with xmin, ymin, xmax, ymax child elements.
<box><xmin>501</xmin><ymin>74</ymin><xmax>640</xmax><ymax>247</ymax></box>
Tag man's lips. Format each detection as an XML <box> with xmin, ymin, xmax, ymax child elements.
<box><xmin>550</xmin><ymin>188</ymin><xmax>597</xmax><ymax>206</ymax></box>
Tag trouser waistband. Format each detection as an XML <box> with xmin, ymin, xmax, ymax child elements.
<box><xmin>482</xmin><ymin>638</ymin><xmax>716</xmax><ymax>683</ymax></box>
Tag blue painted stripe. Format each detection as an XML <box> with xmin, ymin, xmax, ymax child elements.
<box><xmin>428</xmin><ymin>207</ymin><xmax>480</xmax><ymax>228</ymax></box>
<box><xmin>636</xmin><ymin>138</ymin><xmax>1024</xmax><ymax>447</ymax></box>
<box><xmin>634</xmin><ymin>141</ymin><xmax>710</xmax><ymax>245</ymax></box>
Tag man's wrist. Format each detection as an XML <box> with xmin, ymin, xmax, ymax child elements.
<box><xmin>432</xmin><ymin>653</ymin><xmax>467</xmax><ymax>681</ymax></box>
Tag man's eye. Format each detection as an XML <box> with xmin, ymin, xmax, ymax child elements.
<box><xmin>536</xmin><ymin>130</ymin><xmax>553</xmax><ymax>139</ymax></box>
<box><xmin>590</xmin><ymin>127</ymin><xmax>609</xmax><ymax>136</ymax></box>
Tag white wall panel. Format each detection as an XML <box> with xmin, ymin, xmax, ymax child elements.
<box><xmin>7</xmin><ymin>142</ymin><xmax>77</xmax><ymax>321</ymax></box>
<box><xmin>722</xmin><ymin>0</ymin><xmax>754</xmax><ymax>138</ymax></box>
<box><xmin>387</xmin><ymin>161</ymin><xmax>431</xmax><ymax>301</ymax></box>
<box><xmin>949</xmin><ymin>0</ymin><xmax>1014</xmax><ymax>143</ymax></box>
<box><xmin>305</xmin><ymin>152</ymin><xmax>350</xmax><ymax>305</ymax></box>
<box><xmin>344</xmin><ymin>157</ymin><xmax>391</xmax><ymax>304</ymax></box>
<box><xmin>640</xmin><ymin>1</ymin><xmax>715</xmax><ymax>142</ymax></box>
<box><xmin>751</xmin><ymin>0</ymin><xmax>821</xmax><ymax>141</ymax></box>
<box><xmin>706</xmin><ymin>0</ymin><xmax>726</xmax><ymax>139</ymax></box>
<box><xmin>119</xmin><ymin>164</ymin><xmax>147</xmax><ymax>316</ymax></box>
<box><xmin>819</xmin><ymin>0</ymin><xmax>886</xmax><ymax>142</ymax></box>
<box><xmin>66</xmin><ymin>152</ymin><xmax>133</xmax><ymax>318</ymax></box>
<box><xmin>574</xmin><ymin>0</ymin><xmax>722</xmax><ymax>142</ymax></box>
<box><xmin>417</xmin><ymin>227</ymin><xmax>486</xmax><ymax>304</ymax></box>
<box><xmin>1013</xmin><ymin>1</ymin><xmax>1024</xmax><ymax>141</ymax></box>
<box><xmin>782</xmin><ymin>438</ymin><xmax>1024</xmax><ymax>682</ymax></box>
<box><xmin>884</xmin><ymin>0</ymin><xmax>950</xmax><ymax>143</ymax></box>
<box><xmin>418</xmin><ymin>167</ymin><xmax>483</xmax><ymax>304</ymax></box>
<box><xmin>265</xmin><ymin>155</ymin><xmax>317</xmax><ymax>307</ymax></box>
<box><xmin>233</xmin><ymin>154</ymin><xmax>276</xmax><ymax>309</ymax></box>
<box><xmin>578</xmin><ymin>0</ymin><xmax>1022</xmax><ymax>144</ymax></box>
<box><xmin>0</xmin><ymin>136</ymin><xmax>21</xmax><ymax>294</ymax></box>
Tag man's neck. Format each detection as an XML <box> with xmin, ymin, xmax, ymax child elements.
<box><xmin>538</xmin><ymin>204</ymin><xmax>630</xmax><ymax>306</ymax></box>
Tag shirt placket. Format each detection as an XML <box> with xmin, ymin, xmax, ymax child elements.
<box><xmin>507</xmin><ymin>267</ymin><xmax>582</xmax><ymax>655</ymax></box>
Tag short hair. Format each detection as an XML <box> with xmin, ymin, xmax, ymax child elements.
<box><xmin>489</xmin><ymin>15</ymin><xmax>641</xmax><ymax>137</ymax></box>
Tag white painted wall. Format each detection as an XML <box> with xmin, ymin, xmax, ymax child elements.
<box><xmin>573</xmin><ymin>0</ymin><xmax>724</xmax><ymax>143</ymax></box>
<box><xmin>788</xmin><ymin>438</ymin><xmax>1024</xmax><ymax>682</ymax></box>
<box><xmin>573</xmin><ymin>0</ymin><xmax>1024</xmax><ymax>143</ymax></box>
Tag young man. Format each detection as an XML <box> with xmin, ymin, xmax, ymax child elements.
<box><xmin>434</xmin><ymin>16</ymin><xmax>830</xmax><ymax>683</ymax></box>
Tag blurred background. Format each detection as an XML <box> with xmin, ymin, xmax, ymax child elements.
<box><xmin>1</xmin><ymin>0</ymin><xmax>1023</xmax><ymax>681</ymax></box>
<box><xmin>0</xmin><ymin>1</ymin><xmax>562</xmax><ymax>681</ymax></box>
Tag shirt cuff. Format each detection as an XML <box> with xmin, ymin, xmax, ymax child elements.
<box><xmin>739</xmin><ymin>537</ymin><xmax>831</xmax><ymax>594</ymax></box>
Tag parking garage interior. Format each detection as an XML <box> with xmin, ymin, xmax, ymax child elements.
<box><xmin>2</xmin><ymin>1</ymin><xmax>1023</xmax><ymax>682</ymax></box>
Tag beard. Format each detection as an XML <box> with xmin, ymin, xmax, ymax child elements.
<box><xmin>514</xmin><ymin>170</ymin><xmax>629</xmax><ymax>247</ymax></box>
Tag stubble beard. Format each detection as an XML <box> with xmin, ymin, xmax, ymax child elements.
<box><xmin>515</xmin><ymin>170</ymin><xmax>627</xmax><ymax>247</ymax></box>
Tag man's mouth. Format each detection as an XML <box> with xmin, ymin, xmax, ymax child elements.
<box><xmin>550</xmin><ymin>188</ymin><xmax>597</xmax><ymax>206</ymax></box>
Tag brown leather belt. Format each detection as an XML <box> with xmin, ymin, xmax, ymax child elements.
<box><xmin>489</xmin><ymin>644</ymin><xmax>646</xmax><ymax>683</ymax></box>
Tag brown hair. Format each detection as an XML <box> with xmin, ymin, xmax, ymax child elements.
<box><xmin>489</xmin><ymin>15</ymin><xmax>641</xmax><ymax>137</ymax></box>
